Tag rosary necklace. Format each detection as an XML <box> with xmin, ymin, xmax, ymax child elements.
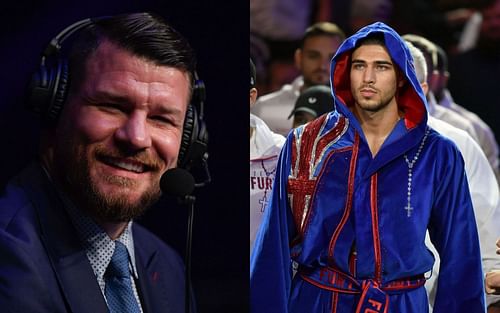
<box><xmin>403</xmin><ymin>128</ymin><xmax>430</xmax><ymax>217</ymax></box>
<box><xmin>259</xmin><ymin>159</ymin><xmax>277</xmax><ymax>212</ymax></box>
<box><xmin>260</xmin><ymin>159</ymin><xmax>277</xmax><ymax>177</ymax></box>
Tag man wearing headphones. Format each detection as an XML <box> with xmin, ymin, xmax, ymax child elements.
<box><xmin>0</xmin><ymin>13</ymin><xmax>199</xmax><ymax>312</ymax></box>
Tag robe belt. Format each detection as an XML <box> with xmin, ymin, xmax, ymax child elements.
<box><xmin>299</xmin><ymin>266</ymin><xmax>426</xmax><ymax>313</ymax></box>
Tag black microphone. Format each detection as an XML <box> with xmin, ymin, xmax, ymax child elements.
<box><xmin>160</xmin><ymin>167</ymin><xmax>196</xmax><ymax>313</ymax></box>
<box><xmin>160</xmin><ymin>167</ymin><xmax>195</xmax><ymax>198</ymax></box>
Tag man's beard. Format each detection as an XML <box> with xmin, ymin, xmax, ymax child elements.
<box><xmin>304</xmin><ymin>71</ymin><xmax>330</xmax><ymax>88</ymax></box>
<box><xmin>354</xmin><ymin>94</ymin><xmax>392</xmax><ymax>113</ymax></box>
<box><xmin>58</xmin><ymin>143</ymin><xmax>162</xmax><ymax>223</ymax></box>
<box><xmin>352</xmin><ymin>84</ymin><xmax>396</xmax><ymax>113</ymax></box>
<box><xmin>357</xmin><ymin>98</ymin><xmax>391</xmax><ymax>112</ymax></box>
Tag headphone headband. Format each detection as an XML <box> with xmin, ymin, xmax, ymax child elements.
<box><xmin>42</xmin><ymin>18</ymin><xmax>93</xmax><ymax>60</ymax></box>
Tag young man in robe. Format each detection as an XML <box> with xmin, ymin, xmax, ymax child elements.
<box><xmin>250</xmin><ymin>22</ymin><xmax>485</xmax><ymax>313</ymax></box>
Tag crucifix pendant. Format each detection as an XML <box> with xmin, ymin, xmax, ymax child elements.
<box><xmin>404</xmin><ymin>204</ymin><xmax>413</xmax><ymax>217</ymax></box>
<box><xmin>259</xmin><ymin>195</ymin><xmax>269</xmax><ymax>212</ymax></box>
<box><xmin>402</xmin><ymin>128</ymin><xmax>430</xmax><ymax>218</ymax></box>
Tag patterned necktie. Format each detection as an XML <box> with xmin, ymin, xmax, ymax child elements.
<box><xmin>105</xmin><ymin>241</ymin><xmax>141</xmax><ymax>313</ymax></box>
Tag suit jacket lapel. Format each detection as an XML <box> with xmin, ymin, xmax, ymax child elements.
<box><xmin>19</xmin><ymin>163</ymin><xmax>108</xmax><ymax>313</ymax></box>
<box><xmin>135</xmin><ymin>241</ymin><xmax>171</xmax><ymax>313</ymax></box>
<box><xmin>52</xmin><ymin>250</ymin><xmax>109</xmax><ymax>313</ymax></box>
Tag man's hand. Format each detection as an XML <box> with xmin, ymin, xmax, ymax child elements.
<box><xmin>486</xmin><ymin>270</ymin><xmax>500</xmax><ymax>295</ymax></box>
<box><xmin>486</xmin><ymin>239</ymin><xmax>500</xmax><ymax>298</ymax></box>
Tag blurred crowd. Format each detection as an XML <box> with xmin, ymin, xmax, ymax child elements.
<box><xmin>251</xmin><ymin>0</ymin><xmax>500</xmax><ymax>151</ymax></box>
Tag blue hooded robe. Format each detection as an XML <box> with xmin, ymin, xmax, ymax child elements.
<box><xmin>250</xmin><ymin>22</ymin><xmax>485</xmax><ymax>313</ymax></box>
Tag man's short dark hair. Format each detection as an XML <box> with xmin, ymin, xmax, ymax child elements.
<box><xmin>69</xmin><ymin>13</ymin><xmax>196</xmax><ymax>93</ymax></box>
<box><xmin>300</xmin><ymin>22</ymin><xmax>346</xmax><ymax>48</ymax></box>
<box><xmin>354</xmin><ymin>32</ymin><xmax>386</xmax><ymax>50</ymax></box>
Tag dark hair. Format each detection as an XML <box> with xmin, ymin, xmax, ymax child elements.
<box><xmin>250</xmin><ymin>58</ymin><xmax>256</xmax><ymax>89</ymax></box>
<box><xmin>354</xmin><ymin>32</ymin><xmax>386</xmax><ymax>50</ymax></box>
<box><xmin>434</xmin><ymin>44</ymin><xmax>448</xmax><ymax>73</ymax></box>
<box><xmin>69</xmin><ymin>13</ymin><xmax>196</xmax><ymax>92</ymax></box>
<box><xmin>300</xmin><ymin>22</ymin><xmax>346</xmax><ymax>48</ymax></box>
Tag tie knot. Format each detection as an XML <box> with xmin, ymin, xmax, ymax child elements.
<box><xmin>107</xmin><ymin>241</ymin><xmax>130</xmax><ymax>278</ymax></box>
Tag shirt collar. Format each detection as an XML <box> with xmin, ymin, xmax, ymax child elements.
<box><xmin>438</xmin><ymin>88</ymin><xmax>454</xmax><ymax>108</ymax></box>
<box><xmin>427</xmin><ymin>91</ymin><xmax>437</xmax><ymax>115</ymax></box>
<box><xmin>62</xmin><ymin>194</ymin><xmax>139</xmax><ymax>280</ymax></box>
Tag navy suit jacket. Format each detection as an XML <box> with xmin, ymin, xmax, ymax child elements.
<box><xmin>0</xmin><ymin>163</ymin><xmax>191</xmax><ymax>313</ymax></box>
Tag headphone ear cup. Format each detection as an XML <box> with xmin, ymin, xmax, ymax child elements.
<box><xmin>178</xmin><ymin>104</ymin><xmax>197</xmax><ymax>168</ymax></box>
<box><xmin>46</xmin><ymin>59</ymin><xmax>69</xmax><ymax>122</ymax></box>
<box><xmin>26</xmin><ymin>63</ymin><xmax>51</xmax><ymax>116</ymax></box>
<box><xmin>26</xmin><ymin>58</ymin><xmax>69</xmax><ymax>124</ymax></box>
<box><xmin>178</xmin><ymin>103</ymin><xmax>209</xmax><ymax>170</ymax></box>
<box><xmin>178</xmin><ymin>74</ymin><xmax>209</xmax><ymax>170</ymax></box>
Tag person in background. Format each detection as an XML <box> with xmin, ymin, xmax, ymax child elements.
<box><xmin>289</xmin><ymin>85</ymin><xmax>334</xmax><ymax>128</ymax></box>
<box><xmin>431</xmin><ymin>41</ymin><xmax>500</xmax><ymax>182</ymax></box>
<box><xmin>402</xmin><ymin>34</ymin><xmax>481</xmax><ymax>146</ymax></box>
<box><xmin>406</xmin><ymin>39</ymin><xmax>500</xmax><ymax>311</ymax></box>
<box><xmin>250</xmin><ymin>58</ymin><xmax>285</xmax><ymax>256</ymax></box>
<box><xmin>251</xmin><ymin>22</ymin><xmax>345</xmax><ymax>136</ymax></box>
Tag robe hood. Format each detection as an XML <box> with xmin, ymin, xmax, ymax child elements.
<box><xmin>330</xmin><ymin>22</ymin><xmax>428</xmax><ymax>133</ymax></box>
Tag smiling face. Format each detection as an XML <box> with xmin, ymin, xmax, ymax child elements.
<box><xmin>349</xmin><ymin>43</ymin><xmax>400</xmax><ymax>114</ymax></box>
<box><xmin>49</xmin><ymin>39</ymin><xmax>190</xmax><ymax>222</ymax></box>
